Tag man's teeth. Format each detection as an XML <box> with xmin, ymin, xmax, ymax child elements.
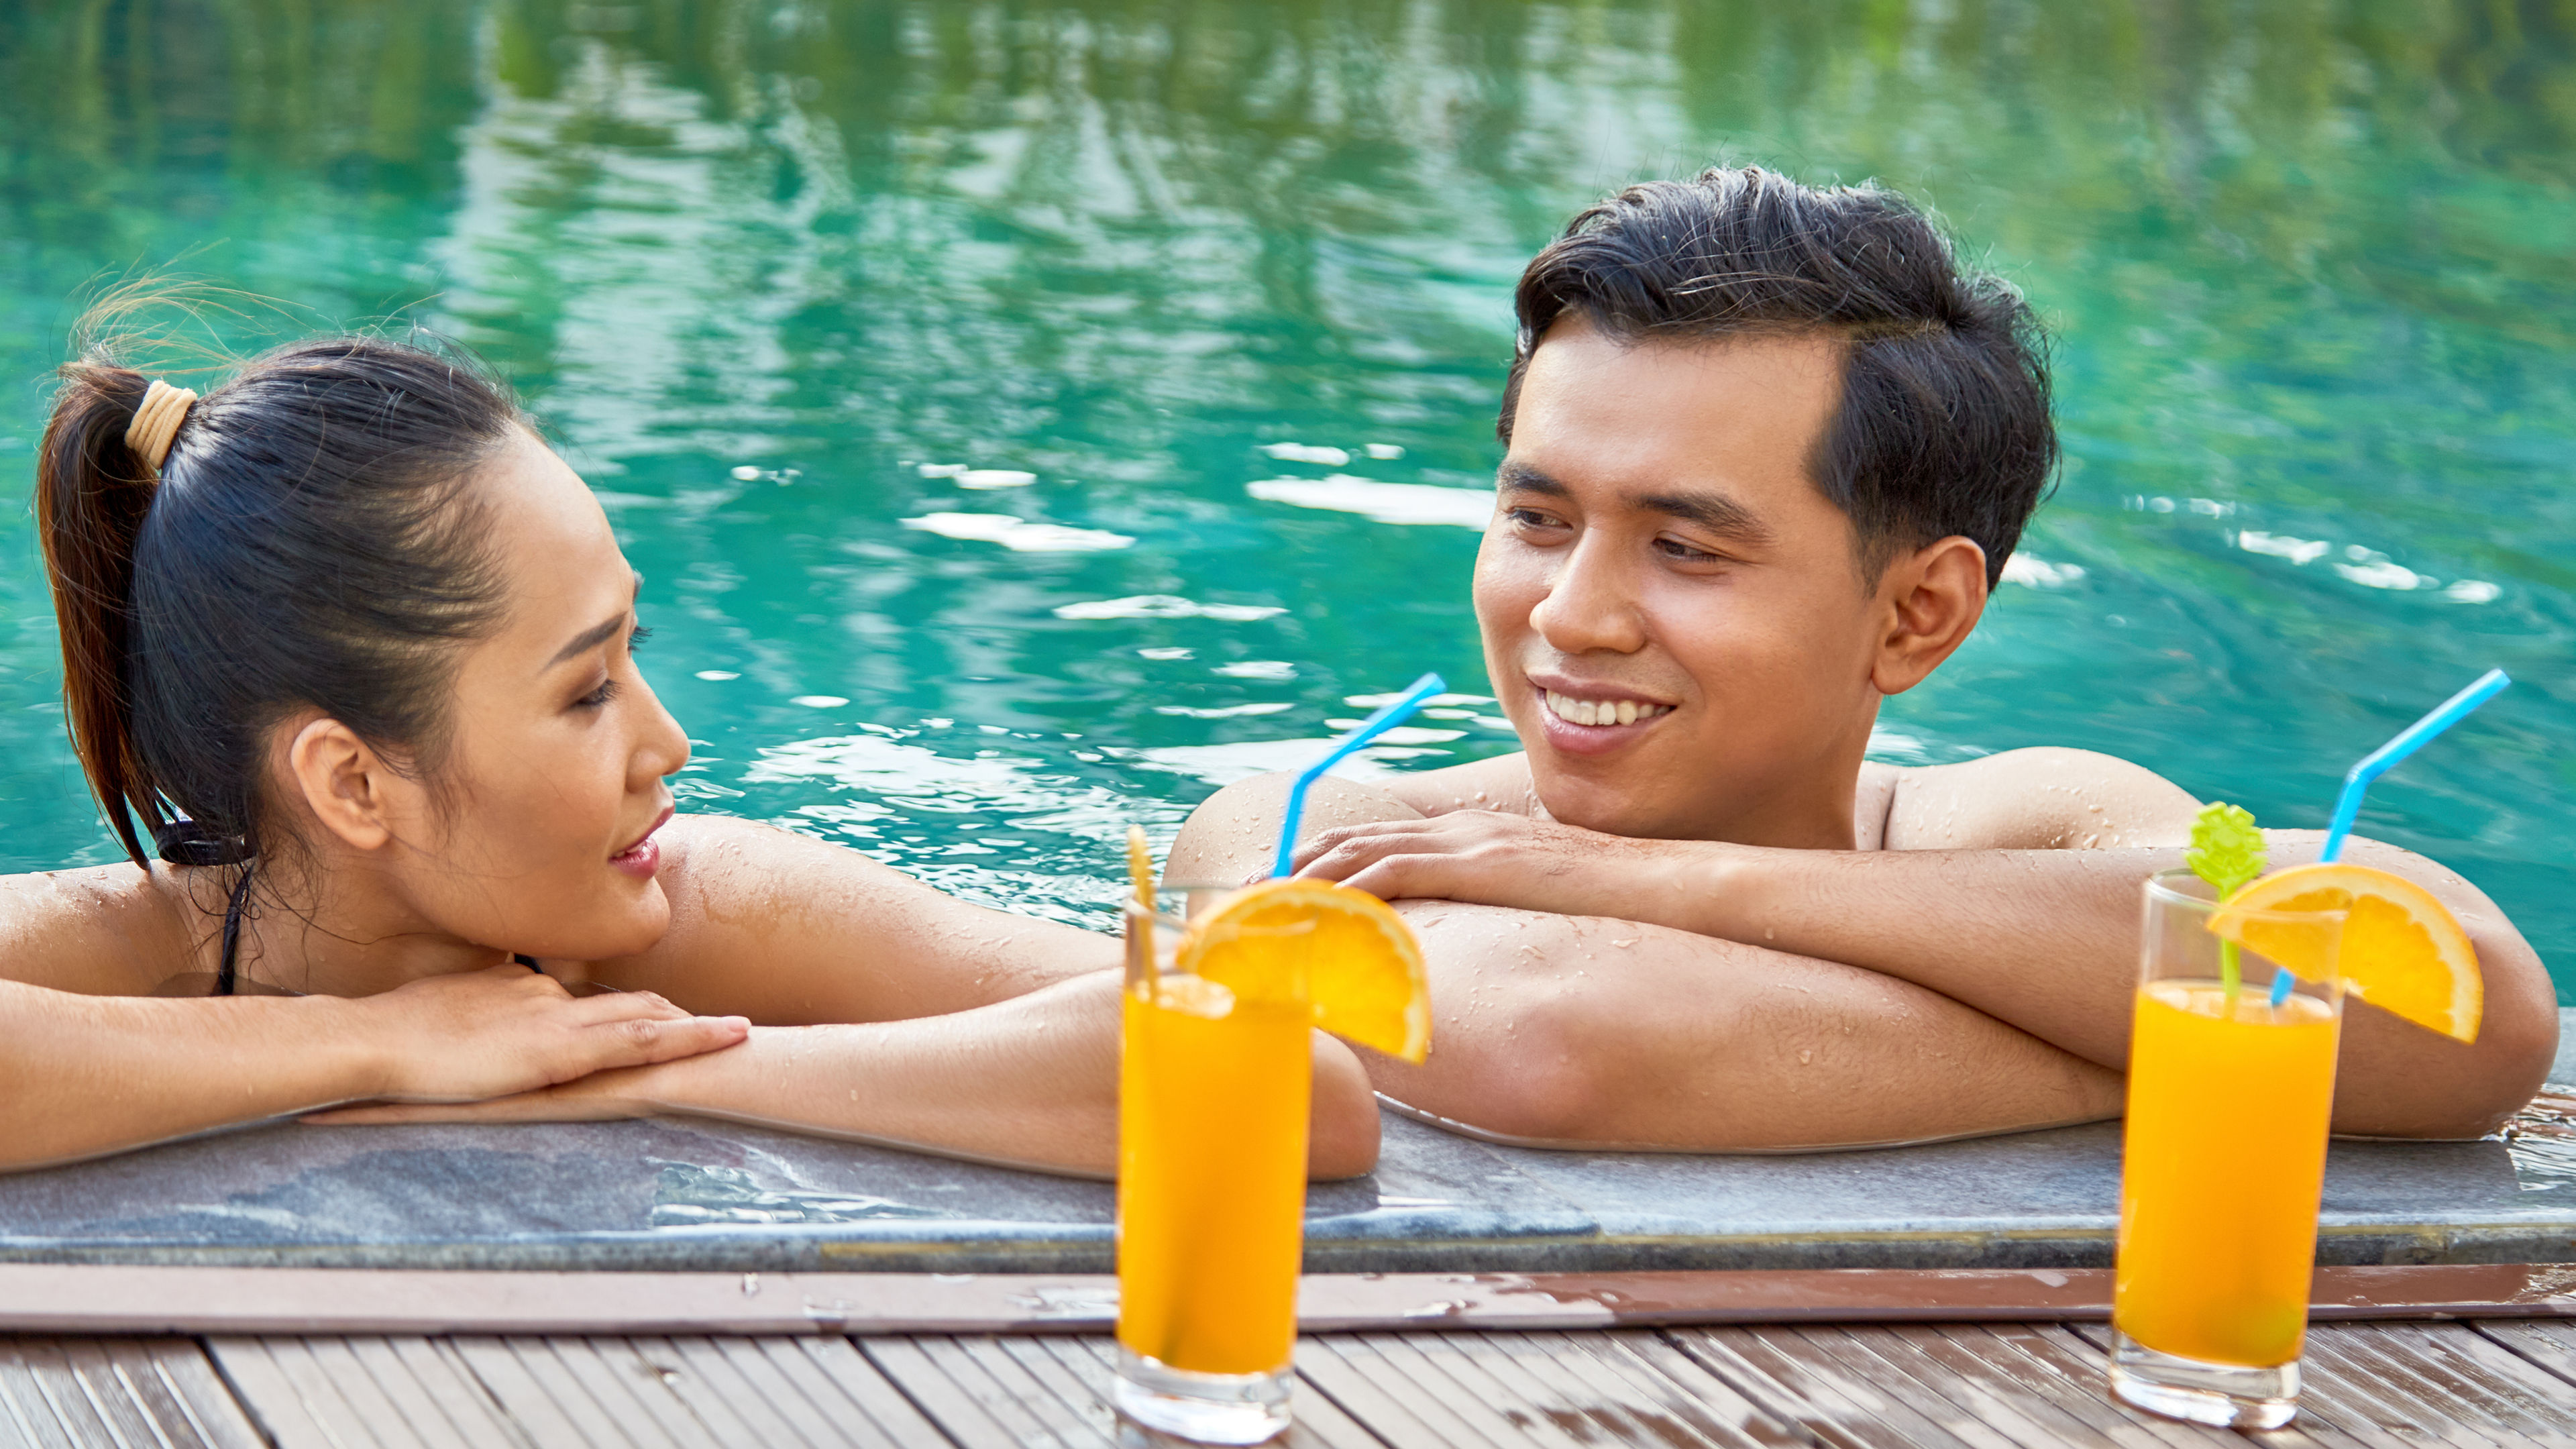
<box><xmin>1543</xmin><ymin>690</ymin><xmax>1669</xmax><ymax>727</ymax></box>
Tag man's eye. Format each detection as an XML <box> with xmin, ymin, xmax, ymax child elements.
<box><xmin>1506</xmin><ymin>507</ymin><xmax>1566</xmax><ymax>531</ymax></box>
<box><xmin>1656</xmin><ymin>536</ymin><xmax>1723</xmax><ymax>563</ymax></box>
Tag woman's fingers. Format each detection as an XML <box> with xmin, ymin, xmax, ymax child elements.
<box><xmin>578</xmin><ymin>1012</ymin><xmax>751</xmax><ymax>1074</ymax></box>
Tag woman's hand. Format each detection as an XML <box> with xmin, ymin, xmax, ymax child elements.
<box><xmin>1290</xmin><ymin>810</ymin><xmax>1725</xmax><ymax>924</ymax></box>
<box><xmin>350</xmin><ymin>963</ymin><xmax>749</xmax><ymax>1104</ymax></box>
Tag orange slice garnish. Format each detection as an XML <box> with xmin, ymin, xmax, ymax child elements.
<box><xmin>2208</xmin><ymin>862</ymin><xmax>2481</xmax><ymax>1043</ymax></box>
<box><xmin>1177</xmin><ymin>878</ymin><xmax>1432</xmax><ymax>1062</ymax></box>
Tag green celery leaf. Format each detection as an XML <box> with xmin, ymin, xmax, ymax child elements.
<box><xmin>2187</xmin><ymin>801</ymin><xmax>2267</xmax><ymax>899</ymax></box>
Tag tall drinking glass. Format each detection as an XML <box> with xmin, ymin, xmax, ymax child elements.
<box><xmin>2112</xmin><ymin>869</ymin><xmax>2347</xmax><ymax>1430</ymax></box>
<box><xmin>1114</xmin><ymin>892</ymin><xmax>1313</xmax><ymax>1444</ymax></box>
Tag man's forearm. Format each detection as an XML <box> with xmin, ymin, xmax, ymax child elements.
<box><xmin>1669</xmin><ymin>843</ymin><xmax>2173</xmax><ymax>1067</ymax></box>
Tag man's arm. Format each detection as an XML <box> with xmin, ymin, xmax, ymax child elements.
<box><xmin>1285</xmin><ymin>750</ymin><xmax>2558</xmax><ymax>1138</ymax></box>
<box><xmin>1169</xmin><ymin>770</ymin><xmax>2127</xmax><ymax>1150</ymax></box>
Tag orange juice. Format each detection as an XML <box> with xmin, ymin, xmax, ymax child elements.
<box><xmin>1116</xmin><ymin>975</ymin><xmax>1311</xmax><ymax>1375</ymax></box>
<box><xmin>2115</xmin><ymin>980</ymin><xmax>2341</xmax><ymax>1367</ymax></box>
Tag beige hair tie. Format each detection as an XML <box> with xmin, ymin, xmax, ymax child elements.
<box><xmin>125</xmin><ymin>379</ymin><xmax>199</xmax><ymax>475</ymax></box>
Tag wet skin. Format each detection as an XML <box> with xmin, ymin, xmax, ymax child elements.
<box><xmin>0</xmin><ymin>430</ymin><xmax>1380</xmax><ymax>1178</ymax></box>
<box><xmin>1169</xmin><ymin>319</ymin><xmax>2556</xmax><ymax>1149</ymax></box>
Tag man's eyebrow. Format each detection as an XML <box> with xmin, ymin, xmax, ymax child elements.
<box><xmin>1499</xmin><ymin>462</ymin><xmax>1774</xmax><ymax>545</ymax></box>
<box><xmin>1635</xmin><ymin>489</ymin><xmax>1775</xmax><ymax>545</ymax></box>
<box><xmin>543</xmin><ymin>573</ymin><xmax>644</xmax><ymax>671</ymax></box>
<box><xmin>1495</xmin><ymin>460</ymin><xmax>1570</xmax><ymax>497</ymax></box>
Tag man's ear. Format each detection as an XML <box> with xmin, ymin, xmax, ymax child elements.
<box><xmin>282</xmin><ymin>716</ymin><xmax>398</xmax><ymax>853</ymax></box>
<box><xmin>1870</xmin><ymin>535</ymin><xmax>1988</xmax><ymax>696</ymax></box>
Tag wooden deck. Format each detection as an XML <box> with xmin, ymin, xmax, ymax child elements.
<box><xmin>9</xmin><ymin>1318</ymin><xmax>2576</xmax><ymax>1447</ymax></box>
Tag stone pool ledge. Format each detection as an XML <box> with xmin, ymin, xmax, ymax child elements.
<box><xmin>5</xmin><ymin>1010</ymin><xmax>2571</xmax><ymax>1275</ymax></box>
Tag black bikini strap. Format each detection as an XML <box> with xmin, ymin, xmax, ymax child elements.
<box><xmin>217</xmin><ymin>861</ymin><xmax>255</xmax><ymax>997</ymax></box>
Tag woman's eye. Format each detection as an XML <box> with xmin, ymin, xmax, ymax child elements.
<box><xmin>577</xmin><ymin>679</ymin><xmax>621</xmax><ymax>709</ymax></box>
<box><xmin>627</xmin><ymin>623</ymin><xmax>653</xmax><ymax>651</ymax></box>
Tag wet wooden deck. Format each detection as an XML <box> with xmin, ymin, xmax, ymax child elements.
<box><xmin>9</xmin><ymin>1318</ymin><xmax>2576</xmax><ymax>1447</ymax></box>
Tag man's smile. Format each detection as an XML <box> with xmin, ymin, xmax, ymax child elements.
<box><xmin>1525</xmin><ymin>672</ymin><xmax>1676</xmax><ymax>755</ymax></box>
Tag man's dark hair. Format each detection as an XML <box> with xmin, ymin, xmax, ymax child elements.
<box><xmin>1501</xmin><ymin>166</ymin><xmax>2056</xmax><ymax>588</ymax></box>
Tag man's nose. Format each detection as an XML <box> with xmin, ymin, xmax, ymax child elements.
<box><xmin>1529</xmin><ymin>533</ymin><xmax>1648</xmax><ymax>655</ymax></box>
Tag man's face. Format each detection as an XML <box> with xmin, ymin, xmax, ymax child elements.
<box><xmin>1473</xmin><ymin>317</ymin><xmax>1892</xmax><ymax>843</ymax></box>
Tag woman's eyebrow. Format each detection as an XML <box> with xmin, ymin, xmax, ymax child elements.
<box><xmin>543</xmin><ymin>574</ymin><xmax>645</xmax><ymax>671</ymax></box>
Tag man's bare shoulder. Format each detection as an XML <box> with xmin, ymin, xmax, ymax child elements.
<box><xmin>1882</xmin><ymin>746</ymin><xmax>2206</xmax><ymax>851</ymax></box>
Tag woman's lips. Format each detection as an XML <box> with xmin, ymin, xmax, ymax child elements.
<box><xmin>610</xmin><ymin>809</ymin><xmax>672</xmax><ymax>879</ymax></box>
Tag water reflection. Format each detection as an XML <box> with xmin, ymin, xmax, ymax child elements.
<box><xmin>0</xmin><ymin>0</ymin><xmax>2568</xmax><ymax>977</ymax></box>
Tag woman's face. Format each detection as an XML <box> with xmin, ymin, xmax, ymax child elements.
<box><xmin>372</xmin><ymin>429</ymin><xmax>690</xmax><ymax>959</ymax></box>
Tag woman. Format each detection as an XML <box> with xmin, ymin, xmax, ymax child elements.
<box><xmin>1</xmin><ymin>322</ymin><xmax>1379</xmax><ymax>1177</ymax></box>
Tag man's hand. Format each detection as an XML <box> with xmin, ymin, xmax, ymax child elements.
<box><xmin>1294</xmin><ymin>810</ymin><xmax>1714</xmax><ymax>922</ymax></box>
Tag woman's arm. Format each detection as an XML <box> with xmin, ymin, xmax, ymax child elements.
<box><xmin>582</xmin><ymin>815</ymin><xmax>1124</xmax><ymax>1022</ymax></box>
<box><xmin>310</xmin><ymin>971</ymin><xmax>1387</xmax><ymax>1179</ymax></box>
<box><xmin>0</xmin><ymin>965</ymin><xmax>751</xmax><ymax>1171</ymax></box>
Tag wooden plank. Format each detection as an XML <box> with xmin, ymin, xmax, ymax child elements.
<box><xmin>641</xmin><ymin>1336</ymin><xmax>826</xmax><ymax>1449</ymax></box>
<box><xmin>851</xmin><ymin>1337</ymin><xmax>1040</xmax><ymax>1449</ymax></box>
<box><xmin>0</xmin><ymin>1342</ymin><xmax>99</xmax><ymax>1449</ymax></box>
<box><xmin>2296</xmin><ymin>1326</ymin><xmax>2552</xmax><ymax>1449</ymax></box>
<box><xmin>131</xmin><ymin>1340</ymin><xmax>266</xmax><ymax>1449</ymax></box>
<box><xmin>369</xmin><ymin>1340</ymin><xmax>530</xmax><ymax>1449</ymax></box>
<box><xmin>873</xmin><ymin>1336</ymin><xmax>1114</xmax><ymax>1448</ymax></box>
<box><xmin>1446</xmin><ymin>1328</ymin><xmax>1801</xmax><ymax>1449</ymax></box>
<box><xmin>297</xmin><ymin>1338</ymin><xmax>441</xmax><ymax>1449</ymax></box>
<box><xmin>1275</xmin><ymin>1336</ymin><xmax>1474</xmax><ymax>1448</ymax></box>
<box><xmin>694</xmin><ymin>1337</ymin><xmax>859</xmax><ymax>1449</ymax></box>
<box><xmin>1769</xmin><ymin>1326</ymin><xmax>2029</xmax><ymax>1449</ymax></box>
<box><xmin>2478</xmin><ymin>1319</ymin><xmax>2576</xmax><ymax>1391</ymax></box>
<box><xmin>206</xmin><ymin>1336</ymin><xmax>382</xmax><ymax>1449</ymax></box>
<box><xmin>0</xmin><ymin>1362</ymin><xmax>66</xmax><ymax>1449</ymax></box>
<box><xmin>15</xmin><ymin>1264</ymin><xmax>2576</xmax><ymax>1337</ymax></box>
<box><xmin>775</xmin><ymin>1336</ymin><xmax>957</xmax><ymax>1448</ymax></box>
<box><xmin>62</xmin><ymin>1338</ymin><xmax>237</xmax><ymax>1449</ymax></box>
<box><xmin>1311</xmin><ymin>1332</ymin><xmax>1560</xmax><ymax>1447</ymax></box>
<box><xmin>1041</xmin><ymin>1335</ymin><xmax>1388</xmax><ymax>1449</ymax></box>
<box><xmin>1910</xmin><ymin>1324</ymin><xmax>2304</xmax><ymax>1449</ymax></box>
<box><xmin>534</xmin><ymin>1338</ymin><xmax>719</xmax><ymax>1449</ymax></box>
<box><xmin>1662</xmin><ymin>1324</ymin><xmax>1979</xmax><ymax>1449</ymax></box>
<box><xmin>438</xmin><ymin>1337</ymin><xmax>604</xmax><ymax>1449</ymax></box>
<box><xmin>2316</xmin><ymin>1324</ymin><xmax>2576</xmax><ymax>1445</ymax></box>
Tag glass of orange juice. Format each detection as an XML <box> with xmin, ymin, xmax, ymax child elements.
<box><xmin>1114</xmin><ymin>890</ymin><xmax>1315</xmax><ymax>1444</ymax></box>
<box><xmin>2112</xmin><ymin>869</ymin><xmax>2347</xmax><ymax>1430</ymax></box>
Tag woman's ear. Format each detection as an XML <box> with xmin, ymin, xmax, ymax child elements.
<box><xmin>1870</xmin><ymin>535</ymin><xmax>1989</xmax><ymax>696</ymax></box>
<box><xmin>282</xmin><ymin>716</ymin><xmax>398</xmax><ymax>853</ymax></box>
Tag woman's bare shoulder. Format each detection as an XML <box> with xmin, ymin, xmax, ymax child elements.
<box><xmin>0</xmin><ymin>862</ymin><xmax>207</xmax><ymax>995</ymax></box>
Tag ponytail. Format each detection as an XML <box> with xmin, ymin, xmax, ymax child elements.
<box><xmin>34</xmin><ymin>315</ymin><xmax>523</xmax><ymax>879</ymax></box>
<box><xmin>36</xmin><ymin>360</ymin><xmax>173</xmax><ymax>867</ymax></box>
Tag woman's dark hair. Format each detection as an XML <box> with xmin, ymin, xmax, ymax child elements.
<box><xmin>38</xmin><ymin>321</ymin><xmax>525</xmax><ymax>870</ymax></box>
<box><xmin>1501</xmin><ymin>166</ymin><xmax>2057</xmax><ymax>588</ymax></box>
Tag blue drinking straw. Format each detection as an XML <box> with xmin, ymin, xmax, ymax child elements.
<box><xmin>2266</xmin><ymin>667</ymin><xmax>2511</xmax><ymax>1008</ymax></box>
<box><xmin>1271</xmin><ymin>672</ymin><xmax>1445</xmax><ymax>879</ymax></box>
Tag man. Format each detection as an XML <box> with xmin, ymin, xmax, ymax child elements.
<box><xmin>1169</xmin><ymin>167</ymin><xmax>2555</xmax><ymax>1150</ymax></box>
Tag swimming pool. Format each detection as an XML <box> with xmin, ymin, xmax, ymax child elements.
<box><xmin>1</xmin><ymin>2</ymin><xmax>2567</xmax><ymax>991</ymax></box>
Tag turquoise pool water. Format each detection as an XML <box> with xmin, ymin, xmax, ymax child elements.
<box><xmin>2</xmin><ymin>3</ymin><xmax>2569</xmax><ymax>992</ymax></box>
